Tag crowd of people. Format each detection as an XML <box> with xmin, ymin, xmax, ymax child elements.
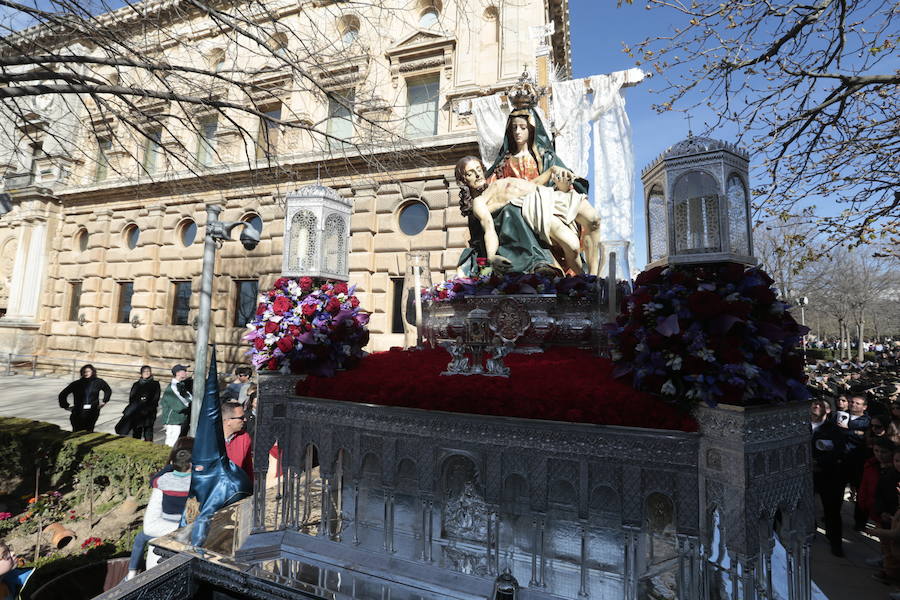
<box><xmin>52</xmin><ymin>361</ymin><xmax>259</xmax><ymax>581</ymax></box>
<box><xmin>808</xmin><ymin>355</ymin><xmax>900</xmax><ymax>596</ymax></box>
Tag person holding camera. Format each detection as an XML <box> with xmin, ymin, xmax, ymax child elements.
<box><xmin>160</xmin><ymin>364</ymin><xmax>192</xmax><ymax>447</ymax></box>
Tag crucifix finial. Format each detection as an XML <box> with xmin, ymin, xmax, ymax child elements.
<box><xmin>686</xmin><ymin>113</ymin><xmax>694</xmax><ymax>138</ymax></box>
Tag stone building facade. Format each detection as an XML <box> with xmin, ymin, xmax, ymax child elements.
<box><xmin>0</xmin><ymin>0</ymin><xmax>572</xmax><ymax>368</ymax></box>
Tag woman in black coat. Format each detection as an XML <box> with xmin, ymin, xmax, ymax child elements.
<box><xmin>58</xmin><ymin>364</ymin><xmax>112</xmax><ymax>433</ymax></box>
<box><xmin>117</xmin><ymin>366</ymin><xmax>161</xmax><ymax>441</ymax></box>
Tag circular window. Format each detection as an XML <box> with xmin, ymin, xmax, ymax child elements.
<box><xmin>398</xmin><ymin>201</ymin><xmax>429</xmax><ymax>236</ymax></box>
<box><xmin>179</xmin><ymin>219</ymin><xmax>197</xmax><ymax>247</ymax></box>
<box><xmin>76</xmin><ymin>227</ymin><xmax>89</xmax><ymax>252</ymax></box>
<box><xmin>124</xmin><ymin>224</ymin><xmax>140</xmax><ymax>249</ymax></box>
<box><xmin>243</xmin><ymin>213</ymin><xmax>263</xmax><ymax>235</ymax></box>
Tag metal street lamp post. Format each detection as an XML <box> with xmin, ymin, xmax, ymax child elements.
<box><xmin>190</xmin><ymin>204</ymin><xmax>261</xmax><ymax>434</ymax></box>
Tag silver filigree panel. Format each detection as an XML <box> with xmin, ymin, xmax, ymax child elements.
<box><xmin>323</xmin><ymin>213</ymin><xmax>347</xmax><ymax>275</ymax></box>
<box><xmin>647</xmin><ymin>186</ymin><xmax>667</xmax><ymax>262</ymax></box>
<box><xmin>727</xmin><ymin>174</ymin><xmax>750</xmax><ymax>255</ymax></box>
<box><xmin>289</xmin><ymin>209</ymin><xmax>318</xmax><ymax>272</ymax></box>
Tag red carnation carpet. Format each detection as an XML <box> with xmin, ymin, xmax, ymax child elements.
<box><xmin>295</xmin><ymin>347</ymin><xmax>698</xmax><ymax>432</ymax></box>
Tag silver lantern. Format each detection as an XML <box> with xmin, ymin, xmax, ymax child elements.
<box><xmin>282</xmin><ymin>184</ymin><xmax>353</xmax><ymax>280</ymax></box>
<box><xmin>641</xmin><ymin>133</ymin><xmax>755</xmax><ymax>267</ymax></box>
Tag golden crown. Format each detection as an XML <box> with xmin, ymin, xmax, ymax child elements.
<box><xmin>507</xmin><ymin>68</ymin><xmax>544</xmax><ymax>110</ymax></box>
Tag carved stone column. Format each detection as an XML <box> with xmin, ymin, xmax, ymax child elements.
<box><xmin>0</xmin><ymin>186</ymin><xmax>59</xmax><ymax>355</ymax></box>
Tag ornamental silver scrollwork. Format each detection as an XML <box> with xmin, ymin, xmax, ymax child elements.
<box><xmin>488</xmin><ymin>297</ymin><xmax>532</xmax><ymax>342</ymax></box>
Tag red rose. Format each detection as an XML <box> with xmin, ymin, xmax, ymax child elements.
<box><xmin>452</xmin><ymin>282</ymin><xmax>463</xmax><ymax>292</ymax></box>
<box><xmin>722</xmin><ymin>263</ymin><xmax>746</xmax><ymax>283</ymax></box>
<box><xmin>264</xmin><ymin>321</ymin><xmax>279</xmax><ymax>334</ymax></box>
<box><xmin>683</xmin><ymin>356</ymin><xmax>707</xmax><ymax>375</ymax></box>
<box><xmin>266</xmin><ymin>358</ymin><xmax>279</xmax><ymax>370</ymax></box>
<box><xmin>276</xmin><ymin>336</ymin><xmax>294</xmax><ymax>353</ymax></box>
<box><xmin>302</xmin><ymin>303</ymin><xmax>317</xmax><ymax>316</ymax></box>
<box><xmin>299</xmin><ymin>277</ymin><xmax>313</xmax><ymax>291</ymax></box>
<box><xmin>272</xmin><ymin>296</ymin><xmax>293</xmax><ymax>315</ymax></box>
<box><xmin>476</xmin><ymin>257</ymin><xmax>488</xmax><ymax>266</ymax></box>
<box><xmin>635</xmin><ymin>265</ymin><xmax>664</xmax><ymax>286</ymax></box>
<box><xmin>349</xmin><ymin>296</ymin><xmax>360</xmax><ymax>308</ymax></box>
<box><xmin>255</xmin><ymin>303</ymin><xmax>267</xmax><ymax>316</ymax></box>
<box><xmin>438</xmin><ymin>289</ymin><xmax>448</xmax><ymax>299</ymax></box>
<box><xmin>333</xmin><ymin>282</ymin><xmax>348</xmax><ymax>295</ymax></box>
<box><xmin>687</xmin><ymin>290</ymin><xmax>724</xmax><ymax>318</ymax></box>
<box><xmin>720</xmin><ymin>345</ymin><xmax>744</xmax><ymax>364</ymax></box>
<box><xmin>267</xmin><ymin>290</ymin><xmax>276</xmax><ymax>299</ymax></box>
<box><xmin>325</xmin><ymin>297</ymin><xmax>342</xmax><ymax>314</ymax></box>
<box><xmin>253</xmin><ymin>338</ymin><xmax>266</xmax><ymax>350</ymax></box>
<box><xmin>274</xmin><ymin>277</ymin><xmax>289</xmax><ymax>289</ymax></box>
<box><xmin>288</xmin><ymin>325</ymin><xmax>301</xmax><ymax>337</ymax></box>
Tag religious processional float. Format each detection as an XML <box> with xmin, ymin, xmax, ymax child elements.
<box><xmin>128</xmin><ymin>73</ymin><xmax>821</xmax><ymax>600</ymax></box>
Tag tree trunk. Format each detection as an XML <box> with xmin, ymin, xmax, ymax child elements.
<box><xmin>841</xmin><ymin>321</ymin><xmax>850</xmax><ymax>360</ymax></box>
<box><xmin>856</xmin><ymin>318</ymin><xmax>865</xmax><ymax>363</ymax></box>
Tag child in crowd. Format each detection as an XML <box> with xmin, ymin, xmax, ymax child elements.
<box><xmin>859</xmin><ymin>438</ymin><xmax>896</xmax><ymax>527</ymax></box>
<box><xmin>126</xmin><ymin>447</ymin><xmax>192</xmax><ymax>579</ymax></box>
<box><xmin>0</xmin><ymin>541</ymin><xmax>34</xmax><ymax>600</ymax></box>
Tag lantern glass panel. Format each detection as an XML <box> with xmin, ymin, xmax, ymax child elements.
<box><xmin>323</xmin><ymin>213</ymin><xmax>347</xmax><ymax>275</ymax></box>
<box><xmin>647</xmin><ymin>186</ymin><xmax>666</xmax><ymax>262</ymax></box>
<box><xmin>673</xmin><ymin>171</ymin><xmax>720</xmax><ymax>254</ymax></box>
<box><xmin>727</xmin><ymin>174</ymin><xmax>750</xmax><ymax>255</ymax></box>
<box><xmin>289</xmin><ymin>209</ymin><xmax>318</xmax><ymax>272</ymax></box>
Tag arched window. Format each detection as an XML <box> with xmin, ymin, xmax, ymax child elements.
<box><xmin>417</xmin><ymin>0</ymin><xmax>442</xmax><ymax>28</ymax></box>
<box><xmin>208</xmin><ymin>48</ymin><xmax>226</xmax><ymax>72</ymax></box>
<box><xmin>268</xmin><ymin>33</ymin><xmax>288</xmax><ymax>58</ymax></box>
<box><xmin>673</xmin><ymin>171</ymin><xmax>720</xmax><ymax>254</ymax></box>
<box><xmin>338</xmin><ymin>15</ymin><xmax>360</xmax><ymax>46</ymax></box>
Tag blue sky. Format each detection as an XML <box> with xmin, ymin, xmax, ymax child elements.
<box><xmin>569</xmin><ymin>1</ymin><xmax>728</xmax><ymax>269</ymax></box>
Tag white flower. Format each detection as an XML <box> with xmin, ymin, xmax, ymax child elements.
<box><xmin>743</xmin><ymin>363</ymin><xmax>760</xmax><ymax>378</ymax></box>
<box><xmin>698</xmin><ymin>283</ymin><xmax>716</xmax><ymax>291</ymax></box>
<box><xmin>666</xmin><ymin>355</ymin><xmax>682</xmax><ymax>370</ymax></box>
<box><xmin>661</xmin><ymin>380</ymin><xmax>677</xmax><ymax>395</ymax></box>
<box><xmin>635</xmin><ymin>342</ymin><xmax>647</xmax><ymax>353</ymax></box>
<box><xmin>696</xmin><ymin>347</ymin><xmax>716</xmax><ymax>362</ymax></box>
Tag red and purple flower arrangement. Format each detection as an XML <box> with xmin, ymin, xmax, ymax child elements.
<box><xmin>607</xmin><ymin>263</ymin><xmax>809</xmax><ymax>408</ymax></box>
<box><xmin>244</xmin><ymin>276</ymin><xmax>369</xmax><ymax>376</ymax></box>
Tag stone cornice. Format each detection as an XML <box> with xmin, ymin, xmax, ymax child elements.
<box><xmin>55</xmin><ymin>133</ymin><xmax>479</xmax><ymax>203</ymax></box>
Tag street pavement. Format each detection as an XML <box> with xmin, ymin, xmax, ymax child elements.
<box><xmin>0</xmin><ymin>373</ymin><xmax>892</xmax><ymax>599</ymax></box>
<box><xmin>0</xmin><ymin>372</ymin><xmax>166</xmax><ymax>443</ymax></box>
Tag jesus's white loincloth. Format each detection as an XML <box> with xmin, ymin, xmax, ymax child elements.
<box><xmin>508</xmin><ymin>186</ymin><xmax>583</xmax><ymax>247</ymax></box>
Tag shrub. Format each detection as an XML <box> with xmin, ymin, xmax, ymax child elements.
<box><xmin>0</xmin><ymin>417</ymin><xmax>171</xmax><ymax>504</ymax></box>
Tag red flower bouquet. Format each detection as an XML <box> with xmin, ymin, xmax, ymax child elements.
<box><xmin>608</xmin><ymin>264</ymin><xmax>809</xmax><ymax>407</ymax></box>
<box><xmin>244</xmin><ymin>277</ymin><xmax>370</xmax><ymax>376</ymax></box>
